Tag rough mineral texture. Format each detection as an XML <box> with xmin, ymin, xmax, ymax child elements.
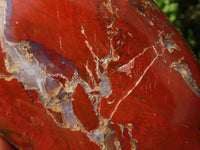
<box><xmin>0</xmin><ymin>0</ymin><xmax>200</xmax><ymax>149</ymax></box>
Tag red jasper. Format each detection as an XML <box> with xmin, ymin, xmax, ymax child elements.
<box><xmin>0</xmin><ymin>0</ymin><xmax>200</xmax><ymax>149</ymax></box>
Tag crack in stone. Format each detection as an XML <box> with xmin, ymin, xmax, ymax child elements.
<box><xmin>109</xmin><ymin>46</ymin><xmax>160</xmax><ymax>121</ymax></box>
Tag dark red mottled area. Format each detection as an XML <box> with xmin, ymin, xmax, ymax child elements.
<box><xmin>0</xmin><ymin>0</ymin><xmax>200</xmax><ymax>149</ymax></box>
<box><xmin>73</xmin><ymin>84</ymin><xmax>99</xmax><ymax>131</ymax></box>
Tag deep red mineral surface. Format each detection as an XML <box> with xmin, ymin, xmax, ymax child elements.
<box><xmin>0</xmin><ymin>0</ymin><xmax>200</xmax><ymax>149</ymax></box>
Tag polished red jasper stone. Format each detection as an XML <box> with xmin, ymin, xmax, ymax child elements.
<box><xmin>0</xmin><ymin>0</ymin><xmax>200</xmax><ymax>149</ymax></box>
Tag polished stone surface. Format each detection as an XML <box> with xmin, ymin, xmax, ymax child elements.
<box><xmin>0</xmin><ymin>0</ymin><xmax>200</xmax><ymax>149</ymax></box>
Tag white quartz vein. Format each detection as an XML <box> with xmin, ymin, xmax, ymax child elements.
<box><xmin>109</xmin><ymin>46</ymin><xmax>159</xmax><ymax>120</ymax></box>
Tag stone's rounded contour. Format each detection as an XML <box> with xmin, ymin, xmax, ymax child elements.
<box><xmin>0</xmin><ymin>0</ymin><xmax>200</xmax><ymax>149</ymax></box>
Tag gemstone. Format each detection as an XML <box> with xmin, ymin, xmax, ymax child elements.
<box><xmin>0</xmin><ymin>0</ymin><xmax>200</xmax><ymax>149</ymax></box>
